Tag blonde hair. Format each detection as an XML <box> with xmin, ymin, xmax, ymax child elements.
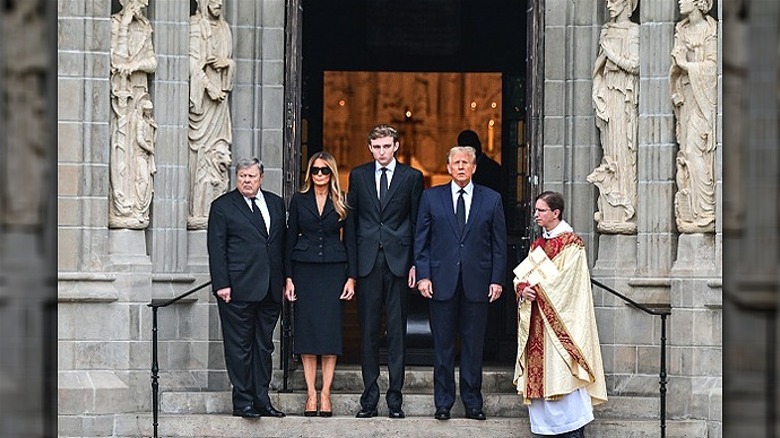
<box><xmin>300</xmin><ymin>152</ymin><xmax>349</xmax><ymax>220</ymax></box>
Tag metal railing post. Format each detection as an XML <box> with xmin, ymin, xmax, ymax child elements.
<box><xmin>147</xmin><ymin>280</ymin><xmax>210</xmax><ymax>438</ymax></box>
<box><xmin>590</xmin><ymin>278</ymin><xmax>671</xmax><ymax>438</ymax></box>
<box><xmin>660</xmin><ymin>313</ymin><xmax>668</xmax><ymax>438</ymax></box>
<box><xmin>280</xmin><ymin>299</ymin><xmax>293</xmax><ymax>392</ymax></box>
<box><xmin>151</xmin><ymin>306</ymin><xmax>159</xmax><ymax>438</ymax></box>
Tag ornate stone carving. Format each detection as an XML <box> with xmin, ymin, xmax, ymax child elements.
<box><xmin>109</xmin><ymin>0</ymin><xmax>157</xmax><ymax>229</ymax></box>
<box><xmin>587</xmin><ymin>0</ymin><xmax>639</xmax><ymax>235</ymax></box>
<box><xmin>670</xmin><ymin>0</ymin><xmax>718</xmax><ymax>233</ymax></box>
<box><xmin>187</xmin><ymin>0</ymin><xmax>234</xmax><ymax>230</ymax></box>
<box><xmin>3</xmin><ymin>0</ymin><xmax>48</xmax><ymax>229</ymax></box>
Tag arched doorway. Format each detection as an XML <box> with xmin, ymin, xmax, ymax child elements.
<box><xmin>284</xmin><ymin>0</ymin><xmax>540</xmax><ymax>366</ymax></box>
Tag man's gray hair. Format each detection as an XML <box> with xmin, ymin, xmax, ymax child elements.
<box><xmin>235</xmin><ymin>157</ymin><xmax>264</xmax><ymax>174</ymax></box>
<box><xmin>447</xmin><ymin>146</ymin><xmax>477</xmax><ymax>164</ymax></box>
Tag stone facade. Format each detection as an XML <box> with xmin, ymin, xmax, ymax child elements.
<box><xmin>58</xmin><ymin>0</ymin><xmax>287</xmax><ymax>435</ymax></box>
<box><xmin>542</xmin><ymin>1</ymin><xmax>722</xmax><ymax>436</ymax></box>
<box><xmin>57</xmin><ymin>0</ymin><xmax>722</xmax><ymax>436</ymax></box>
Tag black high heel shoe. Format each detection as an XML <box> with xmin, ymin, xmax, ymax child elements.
<box><xmin>304</xmin><ymin>394</ymin><xmax>318</xmax><ymax>417</ymax></box>
<box><xmin>319</xmin><ymin>393</ymin><xmax>332</xmax><ymax>417</ymax></box>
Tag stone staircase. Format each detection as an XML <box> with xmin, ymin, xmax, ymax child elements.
<box><xmin>123</xmin><ymin>366</ymin><xmax>707</xmax><ymax>437</ymax></box>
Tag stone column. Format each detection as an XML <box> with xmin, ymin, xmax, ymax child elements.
<box><xmin>57</xmin><ymin>2</ymin><xmax>135</xmax><ymax>434</ymax></box>
<box><xmin>630</xmin><ymin>1</ymin><xmax>677</xmax><ymax>302</ymax></box>
<box><xmin>667</xmin><ymin>0</ymin><xmax>723</xmax><ymax>430</ymax></box>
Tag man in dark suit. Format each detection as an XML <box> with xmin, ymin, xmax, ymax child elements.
<box><xmin>347</xmin><ymin>124</ymin><xmax>424</xmax><ymax>419</ymax></box>
<box><xmin>415</xmin><ymin>146</ymin><xmax>507</xmax><ymax>421</ymax></box>
<box><xmin>207</xmin><ymin>157</ymin><xmax>287</xmax><ymax>419</ymax></box>
<box><xmin>457</xmin><ymin>129</ymin><xmax>503</xmax><ymax>195</ymax></box>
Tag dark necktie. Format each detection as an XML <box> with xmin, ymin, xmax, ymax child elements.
<box><xmin>379</xmin><ymin>167</ymin><xmax>389</xmax><ymax>203</ymax></box>
<box><xmin>252</xmin><ymin>197</ymin><xmax>268</xmax><ymax>234</ymax></box>
<box><xmin>456</xmin><ymin>189</ymin><xmax>466</xmax><ymax>234</ymax></box>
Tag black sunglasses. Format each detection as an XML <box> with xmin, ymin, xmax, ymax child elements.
<box><xmin>311</xmin><ymin>166</ymin><xmax>332</xmax><ymax>175</ymax></box>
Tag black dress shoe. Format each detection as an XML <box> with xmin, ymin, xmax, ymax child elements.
<box><xmin>303</xmin><ymin>410</ymin><xmax>318</xmax><ymax>417</ymax></box>
<box><xmin>434</xmin><ymin>408</ymin><xmax>450</xmax><ymax>421</ymax></box>
<box><xmin>355</xmin><ymin>408</ymin><xmax>378</xmax><ymax>418</ymax></box>
<box><xmin>465</xmin><ymin>410</ymin><xmax>486</xmax><ymax>420</ymax></box>
<box><xmin>257</xmin><ymin>405</ymin><xmax>286</xmax><ymax>418</ymax></box>
<box><xmin>319</xmin><ymin>410</ymin><xmax>333</xmax><ymax>417</ymax></box>
<box><xmin>232</xmin><ymin>406</ymin><xmax>261</xmax><ymax>418</ymax></box>
<box><xmin>388</xmin><ymin>407</ymin><xmax>405</xmax><ymax>419</ymax></box>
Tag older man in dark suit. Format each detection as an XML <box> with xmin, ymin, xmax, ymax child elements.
<box><xmin>415</xmin><ymin>146</ymin><xmax>507</xmax><ymax>421</ymax></box>
<box><xmin>347</xmin><ymin>124</ymin><xmax>424</xmax><ymax>419</ymax></box>
<box><xmin>207</xmin><ymin>157</ymin><xmax>287</xmax><ymax>418</ymax></box>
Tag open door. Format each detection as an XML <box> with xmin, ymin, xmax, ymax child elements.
<box><xmin>287</xmin><ymin>0</ymin><xmax>534</xmax><ymax>366</ymax></box>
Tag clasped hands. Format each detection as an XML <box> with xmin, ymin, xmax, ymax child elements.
<box><xmin>284</xmin><ymin>277</ymin><xmax>356</xmax><ymax>302</ymax></box>
<box><xmin>515</xmin><ymin>283</ymin><xmax>537</xmax><ymax>303</ymax></box>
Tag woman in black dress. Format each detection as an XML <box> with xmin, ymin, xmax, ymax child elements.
<box><xmin>284</xmin><ymin>152</ymin><xmax>356</xmax><ymax>417</ymax></box>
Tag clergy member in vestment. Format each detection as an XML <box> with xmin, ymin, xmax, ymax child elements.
<box><xmin>513</xmin><ymin>191</ymin><xmax>607</xmax><ymax>437</ymax></box>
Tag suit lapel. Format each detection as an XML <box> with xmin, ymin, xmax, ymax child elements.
<box><xmin>438</xmin><ymin>185</ymin><xmax>461</xmax><ymax>238</ymax></box>
<box><xmin>363</xmin><ymin>166</ymin><xmax>381</xmax><ymax>212</ymax></box>
<box><xmin>322</xmin><ymin>197</ymin><xmax>335</xmax><ymax>218</ymax></box>
<box><xmin>231</xmin><ymin>190</ymin><xmax>267</xmax><ymax>237</ymax></box>
<box><xmin>302</xmin><ymin>189</ymin><xmax>335</xmax><ymax>218</ymax></box>
<box><xmin>381</xmin><ymin>164</ymin><xmax>405</xmax><ymax>211</ymax></box>
<box><xmin>301</xmin><ymin>190</ymin><xmax>320</xmax><ymax>218</ymax></box>
<box><xmin>461</xmin><ymin>185</ymin><xmax>484</xmax><ymax>241</ymax></box>
<box><xmin>260</xmin><ymin>190</ymin><xmax>275</xmax><ymax>240</ymax></box>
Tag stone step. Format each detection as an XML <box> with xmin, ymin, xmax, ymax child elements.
<box><xmin>276</xmin><ymin>365</ymin><xmax>517</xmax><ymax>393</ymax></box>
<box><xmin>111</xmin><ymin>413</ymin><xmax>708</xmax><ymax>438</ymax></box>
<box><xmin>161</xmin><ymin>391</ymin><xmax>660</xmax><ymax>420</ymax></box>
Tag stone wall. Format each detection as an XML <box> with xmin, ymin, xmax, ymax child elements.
<box><xmin>57</xmin><ymin>0</ymin><xmax>722</xmax><ymax>436</ymax></box>
<box><xmin>542</xmin><ymin>1</ymin><xmax>722</xmax><ymax>436</ymax></box>
<box><xmin>57</xmin><ymin>0</ymin><xmax>287</xmax><ymax>434</ymax></box>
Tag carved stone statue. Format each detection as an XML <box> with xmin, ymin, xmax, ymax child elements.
<box><xmin>3</xmin><ymin>0</ymin><xmax>48</xmax><ymax>229</ymax></box>
<box><xmin>134</xmin><ymin>96</ymin><xmax>157</xmax><ymax>220</ymax></box>
<box><xmin>187</xmin><ymin>0</ymin><xmax>234</xmax><ymax>230</ymax></box>
<box><xmin>109</xmin><ymin>0</ymin><xmax>157</xmax><ymax>229</ymax></box>
<box><xmin>670</xmin><ymin>0</ymin><xmax>718</xmax><ymax>233</ymax></box>
<box><xmin>587</xmin><ymin>0</ymin><xmax>639</xmax><ymax>234</ymax></box>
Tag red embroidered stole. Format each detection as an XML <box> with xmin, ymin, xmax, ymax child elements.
<box><xmin>524</xmin><ymin>233</ymin><xmax>595</xmax><ymax>398</ymax></box>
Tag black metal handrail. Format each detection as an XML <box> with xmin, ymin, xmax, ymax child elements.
<box><xmin>147</xmin><ymin>281</ymin><xmax>212</xmax><ymax>438</ymax></box>
<box><xmin>590</xmin><ymin>277</ymin><xmax>672</xmax><ymax>438</ymax></box>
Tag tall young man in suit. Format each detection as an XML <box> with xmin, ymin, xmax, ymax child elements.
<box><xmin>347</xmin><ymin>124</ymin><xmax>424</xmax><ymax>419</ymax></box>
<box><xmin>207</xmin><ymin>157</ymin><xmax>287</xmax><ymax>418</ymax></box>
<box><xmin>415</xmin><ymin>146</ymin><xmax>507</xmax><ymax>421</ymax></box>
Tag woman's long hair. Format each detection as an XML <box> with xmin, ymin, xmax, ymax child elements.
<box><xmin>300</xmin><ymin>152</ymin><xmax>349</xmax><ymax>220</ymax></box>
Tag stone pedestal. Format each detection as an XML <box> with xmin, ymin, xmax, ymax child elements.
<box><xmin>108</xmin><ymin>229</ymin><xmax>152</xmax><ymax>272</ymax></box>
<box><xmin>672</xmin><ymin>233</ymin><xmax>716</xmax><ymax>277</ymax></box>
<box><xmin>186</xmin><ymin>230</ymin><xmax>210</xmax><ymax>274</ymax></box>
<box><xmin>592</xmin><ymin>234</ymin><xmax>637</xmax><ymax>274</ymax></box>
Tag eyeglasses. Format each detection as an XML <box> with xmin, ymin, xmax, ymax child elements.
<box><xmin>534</xmin><ymin>208</ymin><xmax>550</xmax><ymax>213</ymax></box>
<box><xmin>311</xmin><ymin>166</ymin><xmax>332</xmax><ymax>175</ymax></box>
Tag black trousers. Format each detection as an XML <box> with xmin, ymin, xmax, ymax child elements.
<box><xmin>217</xmin><ymin>291</ymin><xmax>280</xmax><ymax>410</ymax></box>
<box><xmin>357</xmin><ymin>248</ymin><xmax>408</xmax><ymax>409</ymax></box>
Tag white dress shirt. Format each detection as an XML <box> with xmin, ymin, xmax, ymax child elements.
<box><xmin>450</xmin><ymin>180</ymin><xmax>474</xmax><ymax>223</ymax></box>
<box><xmin>244</xmin><ymin>191</ymin><xmax>271</xmax><ymax>233</ymax></box>
<box><xmin>374</xmin><ymin>158</ymin><xmax>397</xmax><ymax>200</ymax></box>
